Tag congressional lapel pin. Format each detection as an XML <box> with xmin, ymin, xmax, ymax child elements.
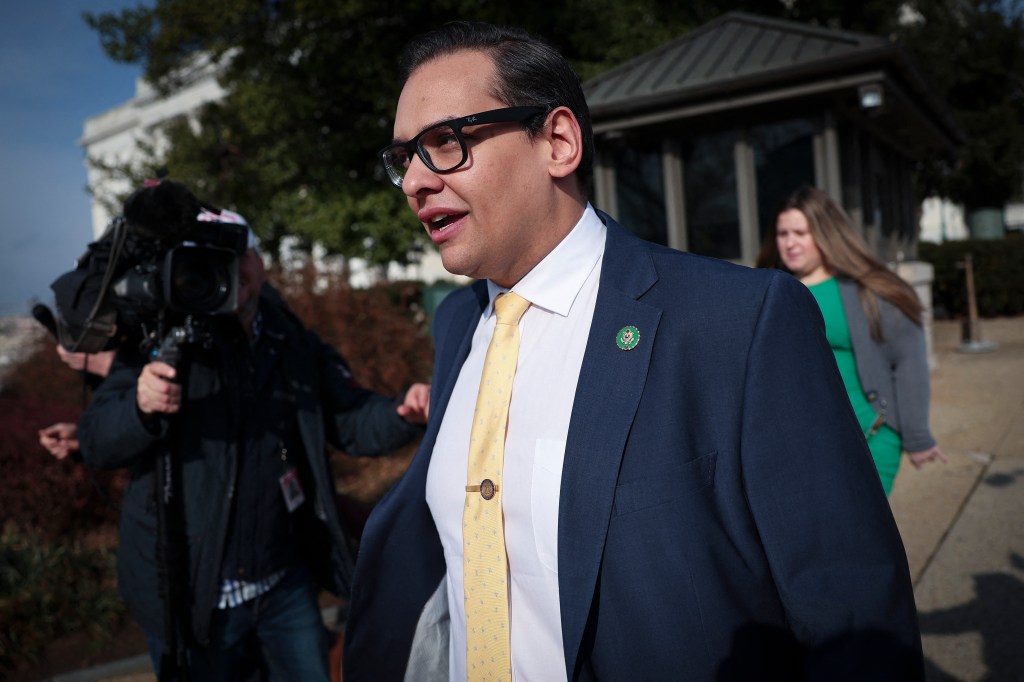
<box><xmin>616</xmin><ymin>325</ymin><xmax>640</xmax><ymax>351</ymax></box>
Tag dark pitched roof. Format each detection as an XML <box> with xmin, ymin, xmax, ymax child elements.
<box><xmin>585</xmin><ymin>12</ymin><xmax>892</xmax><ymax>113</ymax></box>
<box><xmin>583</xmin><ymin>12</ymin><xmax>961</xmax><ymax>149</ymax></box>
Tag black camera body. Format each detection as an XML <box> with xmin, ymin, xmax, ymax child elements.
<box><xmin>50</xmin><ymin>182</ymin><xmax>249</xmax><ymax>353</ymax></box>
<box><xmin>113</xmin><ymin>222</ymin><xmax>247</xmax><ymax>318</ymax></box>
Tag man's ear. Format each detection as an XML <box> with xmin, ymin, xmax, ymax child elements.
<box><xmin>544</xmin><ymin>107</ymin><xmax>583</xmax><ymax>180</ymax></box>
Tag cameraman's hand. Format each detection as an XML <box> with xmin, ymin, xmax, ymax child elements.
<box><xmin>39</xmin><ymin>422</ymin><xmax>80</xmax><ymax>460</ymax></box>
<box><xmin>56</xmin><ymin>346</ymin><xmax>116</xmax><ymax>378</ymax></box>
<box><xmin>397</xmin><ymin>382</ymin><xmax>430</xmax><ymax>424</ymax></box>
<box><xmin>136</xmin><ymin>361</ymin><xmax>182</xmax><ymax>415</ymax></box>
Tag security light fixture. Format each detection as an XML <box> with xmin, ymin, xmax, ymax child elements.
<box><xmin>859</xmin><ymin>84</ymin><xmax>885</xmax><ymax>110</ymax></box>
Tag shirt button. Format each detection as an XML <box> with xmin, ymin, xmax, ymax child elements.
<box><xmin>866</xmin><ymin>390</ymin><xmax>878</xmax><ymax>402</ymax></box>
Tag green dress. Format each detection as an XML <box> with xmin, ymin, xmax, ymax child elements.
<box><xmin>807</xmin><ymin>278</ymin><xmax>902</xmax><ymax>495</ymax></box>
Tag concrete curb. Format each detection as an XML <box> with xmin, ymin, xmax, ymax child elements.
<box><xmin>48</xmin><ymin>655</ymin><xmax>152</xmax><ymax>682</ymax></box>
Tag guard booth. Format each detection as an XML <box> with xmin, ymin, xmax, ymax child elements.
<box><xmin>583</xmin><ymin>12</ymin><xmax>962</xmax><ymax>266</ymax></box>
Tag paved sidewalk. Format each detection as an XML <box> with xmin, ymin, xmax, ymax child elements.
<box><xmin>890</xmin><ymin>317</ymin><xmax>1024</xmax><ymax>681</ymax></box>
<box><xmin>47</xmin><ymin>317</ymin><xmax>1024</xmax><ymax>682</ymax></box>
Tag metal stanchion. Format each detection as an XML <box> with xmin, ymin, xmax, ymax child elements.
<box><xmin>955</xmin><ymin>253</ymin><xmax>998</xmax><ymax>353</ymax></box>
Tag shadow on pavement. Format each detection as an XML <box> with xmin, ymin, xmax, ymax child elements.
<box><xmin>918</xmin><ymin>553</ymin><xmax>1024</xmax><ymax>681</ymax></box>
<box><xmin>981</xmin><ymin>466</ymin><xmax>1024</xmax><ymax>488</ymax></box>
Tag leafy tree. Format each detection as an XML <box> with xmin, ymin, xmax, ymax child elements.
<box><xmin>84</xmin><ymin>0</ymin><xmax>1024</xmax><ymax>269</ymax></box>
<box><xmin>897</xmin><ymin>0</ymin><xmax>1024</xmax><ymax>209</ymax></box>
<box><xmin>81</xmin><ymin>0</ymin><xmax>782</xmax><ymax>268</ymax></box>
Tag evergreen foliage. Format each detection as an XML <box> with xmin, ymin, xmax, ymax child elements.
<box><xmin>919</xmin><ymin>235</ymin><xmax>1024</xmax><ymax>318</ymax></box>
<box><xmin>83</xmin><ymin>0</ymin><xmax>1024</xmax><ymax>266</ymax></box>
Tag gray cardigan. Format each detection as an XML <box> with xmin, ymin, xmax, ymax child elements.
<box><xmin>838</xmin><ymin>278</ymin><xmax>936</xmax><ymax>452</ymax></box>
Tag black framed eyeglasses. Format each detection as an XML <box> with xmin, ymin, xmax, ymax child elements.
<box><xmin>379</xmin><ymin>106</ymin><xmax>546</xmax><ymax>188</ymax></box>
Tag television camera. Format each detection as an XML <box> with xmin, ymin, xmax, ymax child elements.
<box><xmin>49</xmin><ymin>181</ymin><xmax>250</xmax><ymax>356</ymax></box>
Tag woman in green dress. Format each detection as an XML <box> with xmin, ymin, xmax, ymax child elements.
<box><xmin>757</xmin><ymin>186</ymin><xmax>945</xmax><ymax>495</ymax></box>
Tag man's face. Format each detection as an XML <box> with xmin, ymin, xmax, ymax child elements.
<box><xmin>236</xmin><ymin>248</ymin><xmax>265</xmax><ymax>331</ymax></box>
<box><xmin>394</xmin><ymin>50</ymin><xmax>553</xmax><ymax>288</ymax></box>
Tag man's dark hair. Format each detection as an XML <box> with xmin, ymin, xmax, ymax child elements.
<box><xmin>399</xmin><ymin>21</ymin><xmax>594</xmax><ymax>188</ymax></box>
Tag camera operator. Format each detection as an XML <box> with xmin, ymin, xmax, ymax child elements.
<box><xmin>76</xmin><ymin>182</ymin><xmax>429</xmax><ymax>680</ymax></box>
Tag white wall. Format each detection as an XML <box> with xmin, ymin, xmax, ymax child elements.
<box><xmin>79</xmin><ymin>60</ymin><xmax>227</xmax><ymax>238</ymax></box>
<box><xmin>918</xmin><ymin>197</ymin><xmax>969</xmax><ymax>243</ymax></box>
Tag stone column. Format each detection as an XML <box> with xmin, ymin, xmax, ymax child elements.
<box><xmin>894</xmin><ymin>260</ymin><xmax>936</xmax><ymax>370</ymax></box>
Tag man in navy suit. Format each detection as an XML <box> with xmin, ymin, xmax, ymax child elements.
<box><xmin>345</xmin><ymin>21</ymin><xmax>923</xmax><ymax>681</ymax></box>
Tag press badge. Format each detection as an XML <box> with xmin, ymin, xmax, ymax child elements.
<box><xmin>279</xmin><ymin>468</ymin><xmax>306</xmax><ymax>512</ymax></box>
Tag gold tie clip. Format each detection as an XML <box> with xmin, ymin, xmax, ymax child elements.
<box><xmin>466</xmin><ymin>478</ymin><xmax>498</xmax><ymax>500</ymax></box>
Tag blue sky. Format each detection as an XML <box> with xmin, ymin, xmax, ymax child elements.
<box><xmin>0</xmin><ymin>1</ymin><xmax>145</xmax><ymax>318</ymax></box>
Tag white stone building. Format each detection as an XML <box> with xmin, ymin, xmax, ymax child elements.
<box><xmin>79</xmin><ymin>57</ymin><xmax>227</xmax><ymax>239</ymax></box>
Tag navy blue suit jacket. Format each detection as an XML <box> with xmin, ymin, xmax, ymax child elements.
<box><xmin>345</xmin><ymin>214</ymin><xmax>922</xmax><ymax>681</ymax></box>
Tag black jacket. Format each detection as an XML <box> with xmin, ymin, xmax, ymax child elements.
<box><xmin>79</xmin><ymin>286</ymin><xmax>421</xmax><ymax>643</ymax></box>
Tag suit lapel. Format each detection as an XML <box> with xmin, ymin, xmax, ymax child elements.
<box><xmin>422</xmin><ymin>283</ymin><xmax>489</xmax><ymax>459</ymax></box>
<box><xmin>559</xmin><ymin>216</ymin><xmax>662</xmax><ymax>677</ymax></box>
<box><xmin>407</xmin><ymin>278</ymin><xmax>487</xmax><ymax>477</ymax></box>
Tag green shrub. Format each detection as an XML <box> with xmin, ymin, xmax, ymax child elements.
<box><xmin>0</xmin><ymin>525</ymin><xmax>125</xmax><ymax>672</ymax></box>
<box><xmin>918</xmin><ymin>235</ymin><xmax>1024</xmax><ymax>318</ymax></box>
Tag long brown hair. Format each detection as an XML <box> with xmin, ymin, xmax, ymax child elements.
<box><xmin>755</xmin><ymin>186</ymin><xmax>922</xmax><ymax>341</ymax></box>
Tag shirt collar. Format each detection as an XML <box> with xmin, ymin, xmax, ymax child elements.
<box><xmin>485</xmin><ymin>203</ymin><xmax>605</xmax><ymax>318</ymax></box>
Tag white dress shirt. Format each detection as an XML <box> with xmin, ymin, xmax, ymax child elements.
<box><xmin>426</xmin><ymin>205</ymin><xmax>606</xmax><ymax>682</ymax></box>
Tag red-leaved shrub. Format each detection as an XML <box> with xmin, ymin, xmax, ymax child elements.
<box><xmin>2</xmin><ymin>270</ymin><xmax>441</xmax><ymax>540</ymax></box>
<box><xmin>271</xmin><ymin>266</ymin><xmax>437</xmax><ymax>512</ymax></box>
<box><xmin>0</xmin><ymin>338</ymin><xmax>125</xmax><ymax>541</ymax></box>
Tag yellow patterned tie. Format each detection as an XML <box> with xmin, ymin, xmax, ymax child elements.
<box><xmin>463</xmin><ymin>291</ymin><xmax>531</xmax><ymax>681</ymax></box>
